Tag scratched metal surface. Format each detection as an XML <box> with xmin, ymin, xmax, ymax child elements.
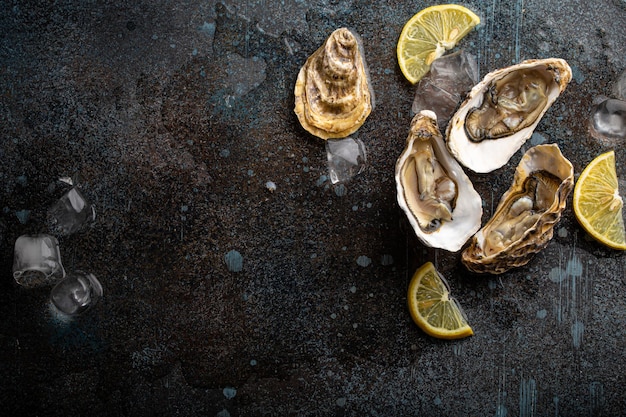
<box><xmin>1</xmin><ymin>0</ymin><xmax>625</xmax><ymax>416</ymax></box>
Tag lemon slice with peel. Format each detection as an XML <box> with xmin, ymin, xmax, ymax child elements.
<box><xmin>573</xmin><ymin>150</ymin><xmax>626</xmax><ymax>250</ymax></box>
<box><xmin>407</xmin><ymin>262</ymin><xmax>473</xmax><ymax>339</ymax></box>
<box><xmin>397</xmin><ymin>4</ymin><xmax>481</xmax><ymax>84</ymax></box>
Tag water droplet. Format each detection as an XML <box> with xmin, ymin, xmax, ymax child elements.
<box><xmin>380</xmin><ymin>254</ymin><xmax>394</xmax><ymax>266</ymax></box>
<box><xmin>334</xmin><ymin>184</ymin><xmax>347</xmax><ymax>197</ymax></box>
<box><xmin>549</xmin><ymin>267</ymin><xmax>565</xmax><ymax>283</ymax></box>
<box><xmin>571</xmin><ymin>320</ymin><xmax>584</xmax><ymax>348</ymax></box>
<box><xmin>356</xmin><ymin>255</ymin><xmax>371</xmax><ymax>267</ymax></box>
<box><xmin>224</xmin><ymin>250</ymin><xmax>243</xmax><ymax>272</ymax></box>
<box><xmin>530</xmin><ymin>132</ymin><xmax>547</xmax><ymax>145</ymax></box>
<box><xmin>223</xmin><ymin>386</ymin><xmax>237</xmax><ymax>399</ymax></box>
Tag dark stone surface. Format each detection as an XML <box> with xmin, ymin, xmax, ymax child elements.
<box><xmin>1</xmin><ymin>1</ymin><xmax>625</xmax><ymax>415</ymax></box>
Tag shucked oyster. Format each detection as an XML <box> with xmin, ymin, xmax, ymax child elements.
<box><xmin>446</xmin><ymin>58</ymin><xmax>572</xmax><ymax>173</ymax></box>
<box><xmin>294</xmin><ymin>28</ymin><xmax>374</xmax><ymax>140</ymax></box>
<box><xmin>395</xmin><ymin>110</ymin><xmax>482</xmax><ymax>252</ymax></box>
<box><xmin>462</xmin><ymin>144</ymin><xmax>574</xmax><ymax>274</ymax></box>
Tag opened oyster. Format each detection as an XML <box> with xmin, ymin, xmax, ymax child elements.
<box><xmin>294</xmin><ymin>28</ymin><xmax>374</xmax><ymax>140</ymax></box>
<box><xmin>447</xmin><ymin>58</ymin><xmax>572</xmax><ymax>173</ymax></box>
<box><xmin>462</xmin><ymin>144</ymin><xmax>573</xmax><ymax>274</ymax></box>
<box><xmin>395</xmin><ymin>110</ymin><xmax>482</xmax><ymax>252</ymax></box>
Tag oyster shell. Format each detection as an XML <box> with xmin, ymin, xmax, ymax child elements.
<box><xmin>446</xmin><ymin>58</ymin><xmax>572</xmax><ymax>173</ymax></box>
<box><xmin>294</xmin><ymin>28</ymin><xmax>374</xmax><ymax>140</ymax></box>
<box><xmin>395</xmin><ymin>110</ymin><xmax>482</xmax><ymax>252</ymax></box>
<box><xmin>462</xmin><ymin>144</ymin><xmax>574</xmax><ymax>274</ymax></box>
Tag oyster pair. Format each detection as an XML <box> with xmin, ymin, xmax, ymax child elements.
<box><xmin>396</xmin><ymin>58</ymin><xmax>574</xmax><ymax>274</ymax></box>
<box><xmin>294</xmin><ymin>28</ymin><xmax>374</xmax><ymax>140</ymax></box>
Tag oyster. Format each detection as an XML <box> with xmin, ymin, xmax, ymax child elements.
<box><xmin>294</xmin><ymin>28</ymin><xmax>374</xmax><ymax>140</ymax></box>
<box><xmin>395</xmin><ymin>110</ymin><xmax>482</xmax><ymax>252</ymax></box>
<box><xmin>446</xmin><ymin>58</ymin><xmax>572</xmax><ymax>173</ymax></box>
<box><xmin>462</xmin><ymin>144</ymin><xmax>573</xmax><ymax>274</ymax></box>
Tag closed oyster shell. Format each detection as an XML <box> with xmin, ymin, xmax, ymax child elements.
<box><xmin>462</xmin><ymin>144</ymin><xmax>573</xmax><ymax>274</ymax></box>
<box><xmin>446</xmin><ymin>58</ymin><xmax>572</xmax><ymax>173</ymax></box>
<box><xmin>395</xmin><ymin>110</ymin><xmax>482</xmax><ymax>252</ymax></box>
<box><xmin>294</xmin><ymin>28</ymin><xmax>374</xmax><ymax>140</ymax></box>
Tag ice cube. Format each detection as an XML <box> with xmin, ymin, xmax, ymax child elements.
<box><xmin>13</xmin><ymin>234</ymin><xmax>66</xmax><ymax>288</ymax></box>
<box><xmin>589</xmin><ymin>98</ymin><xmax>626</xmax><ymax>141</ymax></box>
<box><xmin>48</xmin><ymin>187</ymin><xmax>96</xmax><ymax>235</ymax></box>
<box><xmin>326</xmin><ymin>137</ymin><xmax>367</xmax><ymax>184</ymax></box>
<box><xmin>50</xmin><ymin>271</ymin><xmax>103</xmax><ymax>316</ymax></box>
<box><xmin>412</xmin><ymin>50</ymin><xmax>479</xmax><ymax>129</ymax></box>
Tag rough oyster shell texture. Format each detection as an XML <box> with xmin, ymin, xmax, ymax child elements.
<box><xmin>294</xmin><ymin>28</ymin><xmax>374</xmax><ymax>140</ymax></box>
<box><xmin>395</xmin><ymin>110</ymin><xmax>482</xmax><ymax>252</ymax></box>
<box><xmin>462</xmin><ymin>144</ymin><xmax>574</xmax><ymax>274</ymax></box>
<box><xmin>446</xmin><ymin>58</ymin><xmax>572</xmax><ymax>173</ymax></box>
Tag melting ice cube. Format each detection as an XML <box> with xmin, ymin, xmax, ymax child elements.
<box><xmin>50</xmin><ymin>271</ymin><xmax>103</xmax><ymax>316</ymax></box>
<box><xmin>589</xmin><ymin>98</ymin><xmax>626</xmax><ymax>141</ymax></box>
<box><xmin>326</xmin><ymin>137</ymin><xmax>367</xmax><ymax>184</ymax></box>
<box><xmin>13</xmin><ymin>234</ymin><xmax>66</xmax><ymax>288</ymax></box>
<box><xmin>48</xmin><ymin>187</ymin><xmax>96</xmax><ymax>235</ymax></box>
<box><xmin>412</xmin><ymin>50</ymin><xmax>479</xmax><ymax>129</ymax></box>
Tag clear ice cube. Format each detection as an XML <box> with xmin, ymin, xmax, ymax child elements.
<box><xmin>326</xmin><ymin>137</ymin><xmax>367</xmax><ymax>184</ymax></box>
<box><xmin>13</xmin><ymin>234</ymin><xmax>66</xmax><ymax>288</ymax></box>
<box><xmin>589</xmin><ymin>98</ymin><xmax>626</xmax><ymax>140</ymax></box>
<box><xmin>48</xmin><ymin>187</ymin><xmax>96</xmax><ymax>235</ymax></box>
<box><xmin>412</xmin><ymin>50</ymin><xmax>479</xmax><ymax>129</ymax></box>
<box><xmin>50</xmin><ymin>271</ymin><xmax>103</xmax><ymax>316</ymax></box>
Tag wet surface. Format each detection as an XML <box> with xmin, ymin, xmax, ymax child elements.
<box><xmin>1</xmin><ymin>1</ymin><xmax>626</xmax><ymax>415</ymax></box>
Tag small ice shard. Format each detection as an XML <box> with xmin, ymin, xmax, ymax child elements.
<box><xmin>59</xmin><ymin>176</ymin><xmax>74</xmax><ymax>186</ymax></box>
<box><xmin>613</xmin><ymin>69</ymin><xmax>626</xmax><ymax>100</ymax></box>
<box><xmin>589</xmin><ymin>98</ymin><xmax>626</xmax><ymax>141</ymax></box>
<box><xmin>225</xmin><ymin>250</ymin><xmax>243</xmax><ymax>272</ymax></box>
<box><xmin>13</xmin><ymin>234</ymin><xmax>66</xmax><ymax>288</ymax></box>
<box><xmin>226</xmin><ymin>53</ymin><xmax>267</xmax><ymax>98</ymax></box>
<box><xmin>412</xmin><ymin>50</ymin><xmax>479</xmax><ymax>129</ymax></box>
<box><xmin>15</xmin><ymin>209</ymin><xmax>30</xmax><ymax>224</ymax></box>
<box><xmin>48</xmin><ymin>187</ymin><xmax>96</xmax><ymax>235</ymax></box>
<box><xmin>50</xmin><ymin>271</ymin><xmax>103</xmax><ymax>316</ymax></box>
<box><xmin>326</xmin><ymin>137</ymin><xmax>367</xmax><ymax>184</ymax></box>
<box><xmin>265</xmin><ymin>181</ymin><xmax>277</xmax><ymax>192</ymax></box>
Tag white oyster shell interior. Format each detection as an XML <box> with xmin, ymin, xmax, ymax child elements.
<box><xmin>446</xmin><ymin>58</ymin><xmax>572</xmax><ymax>173</ymax></box>
<box><xmin>396</xmin><ymin>110</ymin><xmax>482</xmax><ymax>252</ymax></box>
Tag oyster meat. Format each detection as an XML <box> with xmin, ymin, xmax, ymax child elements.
<box><xmin>395</xmin><ymin>110</ymin><xmax>482</xmax><ymax>252</ymax></box>
<box><xmin>294</xmin><ymin>28</ymin><xmax>374</xmax><ymax>140</ymax></box>
<box><xmin>462</xmin><ymin>144</ymin><xmax>574</xmax><ymax>274</ymax></box>
<box><xmin>446</xmin><ymin>58</ymin><xmax>572</xmax><ymax>173</ymax></box>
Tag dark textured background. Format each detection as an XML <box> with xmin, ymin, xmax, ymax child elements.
<box><xmin>1</xmin><ymin>1</ymin><xmax>625</xmax><ymax>415</ymax></box>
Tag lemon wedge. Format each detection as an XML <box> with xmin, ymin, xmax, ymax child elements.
<box><xmin>407</xmin><ymin>262</ymin><xmax>473</xmax><ymax>339</ymax></box>
<box><xmin>573</xmin><ymin>150</ymin><xmax>626</xmax><ymax>250</ymax></box>
<box><xmin>397</xmin><ymin>4</ymin><xmax>480</xmax><ymax>84</ymax></box>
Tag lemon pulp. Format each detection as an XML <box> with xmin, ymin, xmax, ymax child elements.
<box><xmin>573</xmin><ymin>150</ymin><xmax>626</xmax><ymax>250</ymax></box>
<box><xmin>407</xmin><ymin>262</ymin><xmax>473</xmax><ymax>339</ymax></box>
